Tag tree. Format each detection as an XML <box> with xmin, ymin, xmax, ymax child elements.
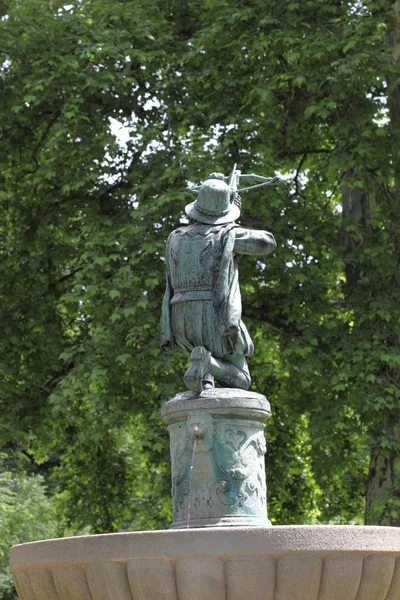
<box><xmin>0</xmin><ymin>456</ymin><xmax>58</xmax><ymax>600</ymax></box>
<box><xmin>0</xmin><ymin>0</ymin><xmax>398</xmax><ymax>556</ymax></box>
<box><xmin>0</xmin><ymin>0</ymin><xmax>178</xmax><ymax>533</ymax></box>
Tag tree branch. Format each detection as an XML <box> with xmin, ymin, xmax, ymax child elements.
<box><xmin>281</xmin><ymin>148</ymin><xmax>333</xmax><ymax>158</ymax></box>
<box><xmin>42</xmin><ymin>268</ymin><xmax>81</xmax><ymax>297</ymax></box>
<box><xmin>294</xmin><ymin>153</ymin><xmax>307</xmax><ymax>196</ymax></box>
<box><xmin>97</xmin><ymin>148</ymin><xmax>143</xmax><ymax>206</ymax></box>
<box><xmin>31</xmin><ymin>110</ymin><xmax>61</xmax><ymax>165</ymax></box>
<box><xmin>243</xmin><ymin>306</ymin><xmax>301</xmax><ymax>337</ymax></box>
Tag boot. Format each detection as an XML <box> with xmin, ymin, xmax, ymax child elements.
<box><xmin>184</xmin><ymin>346</ymin><xmax>211</xmax><ymax>392</ymax></box>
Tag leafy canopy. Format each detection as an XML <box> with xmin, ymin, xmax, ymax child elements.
<box><xmin>0</xmin><ymin>0</ymin><xmax>399</xmax><ymax>561</ymax></box>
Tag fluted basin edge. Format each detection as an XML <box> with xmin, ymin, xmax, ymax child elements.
<box><xmin>10</xmin><ymin>526</ymin><xmax>400</xmax><ymax>600</ymax></box>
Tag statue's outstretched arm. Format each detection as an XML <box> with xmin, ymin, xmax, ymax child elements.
<box><xmin>233</xmin><ymin>227</ymin><xmax>276</xmax><ymax>256</ymax></box>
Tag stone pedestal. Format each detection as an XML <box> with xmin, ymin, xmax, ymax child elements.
<box><xmin>161</xmin><ymin>388</ymin><xmax>271</xmax><ymax>529</ymax></box>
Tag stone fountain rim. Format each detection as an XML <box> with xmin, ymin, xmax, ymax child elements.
<box><xmin>10</xmin><ymin>526</ymin><xmax>400</xmax><ymax>572</ymax></box>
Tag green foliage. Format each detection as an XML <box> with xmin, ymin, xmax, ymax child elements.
<box><xmin>0</xmin><ymin>461</ymin><xmax>58</xmax><ymax>600</ymax></box>
<box><xmin>0</xmin><ymin>9</ymin><xmax>399</xmax><ymax>597</ymax></box>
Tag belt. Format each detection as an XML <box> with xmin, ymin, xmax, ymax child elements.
<box><xmin>173</xmin><ymin>286</ymin><xmax>213</xmax><ymax>293</ymax></box>
<box><xmin>171</xmin><ymin>289</ymin><xmax>213</xmax><ymax>304</ymax></box>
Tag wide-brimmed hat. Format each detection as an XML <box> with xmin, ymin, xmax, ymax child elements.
<box><xmin>185</xmin><ymin>179</ymin><xmax>240</xmax><ymax>225</ymax></box>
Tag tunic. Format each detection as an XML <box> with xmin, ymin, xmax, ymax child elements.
<box><xmin>161</xmin><ymin>222</ymin><xmax>276</xmax><ymax>358</ymax></box>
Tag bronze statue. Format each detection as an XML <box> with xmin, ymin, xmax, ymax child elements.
<box><xmin>161</xmin><ymin>166</ymin><xmax>276</xmax><ymax>392</ymax></box>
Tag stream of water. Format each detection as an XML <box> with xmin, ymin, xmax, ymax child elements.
<box><xmin>186</xmin><ymin>438</ymin><xmax>197</xmax><ymax>528</ymax></box>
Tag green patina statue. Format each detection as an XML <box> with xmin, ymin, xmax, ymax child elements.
<box><xmin>161</xmin><ymin>166</ymin><xmax>277</xmax><ymax>393</ymax></box>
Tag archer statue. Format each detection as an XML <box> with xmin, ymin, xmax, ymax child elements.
<box><xmin>161</xmin><ymin>165</ymin><xmax>277</xmax><ymax>393</ymax></box>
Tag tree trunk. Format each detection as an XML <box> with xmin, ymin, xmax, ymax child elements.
<box><xmin>365</xmin><ymin>432</ymin><xmax>400</xmax><ymax>526</ymax></box>
<box><xmin>341</xmin><ymin>180</ymin><xmax>375</xmax><ymax>292</ymax></box>
<box><xmin>363</xmin><ymin>0</ymin><xmax>400</xmax><ymax>525</ymax></box>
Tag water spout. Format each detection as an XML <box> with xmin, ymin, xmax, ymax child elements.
<box><xmin>187</xmin><ymin>438</ymin><xmax>197</xmax><ymax>528</ymax></box>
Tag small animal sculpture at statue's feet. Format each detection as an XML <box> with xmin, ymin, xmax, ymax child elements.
<box><xmin>183</xmin><ymin>346</ymin><xmax>213</xmax><ymax>392</ymax></box>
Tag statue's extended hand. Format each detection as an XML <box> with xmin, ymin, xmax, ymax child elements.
<box><xmin>161</xmin><ymin>340</ymin><xmax>173</xmax><ymax>354</ymax></box>
<box><xmin>221</xmin><ymin>324</ymin><xmax>239</xmax><ymax>338</ymax></box>
<box><xmin>221</xmin><ymin>325</ymin><xmax>239</xmax><ymax>354</ymax></box>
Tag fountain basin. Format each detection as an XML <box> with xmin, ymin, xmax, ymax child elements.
<box><xmin>10</xmin><ymin>526</ymin><xmax>400</xmax><ymax>600</ymax></box>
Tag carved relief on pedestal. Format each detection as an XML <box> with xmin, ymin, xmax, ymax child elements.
<box><xmin>214</xmin><ymin>423</ymin><xmax>267</xmax><ymax>512</ymax></box>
